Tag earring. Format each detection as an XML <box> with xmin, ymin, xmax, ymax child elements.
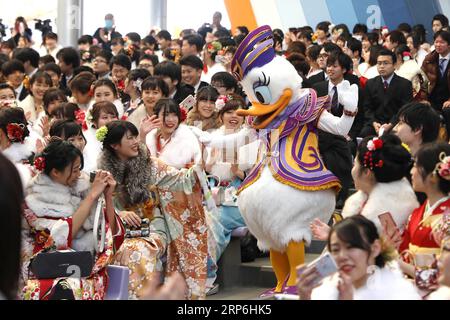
<box><xmin>367</xmin><ymin>265</ymin><xmax>378</xmax><ymax>275</ymax></box>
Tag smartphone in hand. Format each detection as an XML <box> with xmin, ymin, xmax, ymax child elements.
<box><xmin>90</xmin><ymin>171</ymin><xmax>97</xmax><ymax>183</ymax></box>
<box><xmin>298</xmin><ymin>252</ymin><xmax>338</xmax><ymax>287</ymax></box>
<box><xmin>179</xmin><ymin>95</ymin><xmax>196</xmax><ymax>111</ymax></box>
<box><xmin>378</xmin><ymin>212</ymin><xmax>398</xmax><ymax>236</ymax></box>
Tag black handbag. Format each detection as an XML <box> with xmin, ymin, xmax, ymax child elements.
<box><xmin>30</xmin><ymin>250</ymin><xmax>94</xmax><ymax>280</ymax></box>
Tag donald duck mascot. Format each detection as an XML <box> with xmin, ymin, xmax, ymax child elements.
<box><xmin>198</xmin><ymin>26</ymin><xmax>358</xmax><ymax>295</ymax></box>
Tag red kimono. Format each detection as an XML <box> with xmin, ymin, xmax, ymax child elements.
<box><xmin>399</xmin><ymin>197</ymin><xmax>449</xmax><ymax>258</ymax></box>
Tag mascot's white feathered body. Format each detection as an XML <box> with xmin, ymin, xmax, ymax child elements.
<box><xmin>199</xmin><ymin>26</ymin><xmax>358</xmax><ymax>294</ymax></box>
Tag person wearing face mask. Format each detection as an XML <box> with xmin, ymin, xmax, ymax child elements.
<box><xmin>298</xmin><ymin>215</ymin><xmax>421</xmax><ymax>300</ymax></box>
<box><xmin>20</xmin><ymin>138</ymin><xmax>124</xmax><ymax>300</ymax></box>
<box><xmin>93</xmin><ymin>14</ymin><xmax>122</xmax><ymax>51</ymax></box>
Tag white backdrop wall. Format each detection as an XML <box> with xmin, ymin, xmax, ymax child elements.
<box><xmin>0</xmin><ymin>0</ymin><xmax>230</xmax><ymax>41</ymax></box>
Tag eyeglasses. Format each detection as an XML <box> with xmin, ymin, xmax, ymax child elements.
<box><xmin>377</xmin><ymin>61</ymin><xmax>393</xmax><ymax>66</ymax></box>
<box><xmin>318</xmin><ymin>53</ymin><xmax>329</xmax><ymax>59</ymax></box>
<box><xmin>138</xmin><ymin>63</ymin><xmax>153</xmax><ymax>69</ymax></box>
<box><xmin>93</xmin><ymin>59</ymin><xmax>107</xmax><ymax>64</ymax></box>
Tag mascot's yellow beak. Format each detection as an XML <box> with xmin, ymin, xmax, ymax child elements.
<box><xmin>237</xmin><ymin>88</ymin><xmax>293</xmax><ymax>129</ymax></box>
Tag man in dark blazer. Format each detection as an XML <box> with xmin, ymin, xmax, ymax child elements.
<box><xmin>179</xmin><ymin>55</ymin><xmax>209</xmax><ymax>94</ymax></box>
<box><xmin>313</xmin><ymin>52</ymin><xmax>363</xmax><ymax>208</ymax></box>
<box><xmin>154</xmin><ymin>60</ymin><xmax>195</xmax><ymax>105</ymax></box>
<box><xmin>306</xmin><ymin>42</ymin><xmax>360</xmax><ymax>88</ymax></box>
<box><xmin>360</xmin><ymin>49</ymin><xmax>413</xmax><ymax>137</ymax></box>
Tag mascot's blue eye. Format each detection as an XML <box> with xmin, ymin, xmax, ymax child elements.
<box><xmin>254</xmin><ymin>86</ymin><xmax>272</xmax><ymax>105</ymax></box>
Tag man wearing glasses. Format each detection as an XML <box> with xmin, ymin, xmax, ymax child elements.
<box><xmin>361</xmin><ymin>49</ymin><xmax>413</xmax><ymax>137</ymax></box>
<box><xmin>92</xmin><ymin>50</ymin><xmax>112</xmax><ymax>80</ymax></box>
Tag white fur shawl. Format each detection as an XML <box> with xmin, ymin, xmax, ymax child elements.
<box><xmin>342</xmin><ymin>178</ymin><xmax>419</xmax><ymax>233</ymax></box>
<box><xmin>146</xmin><ymin>124</ymin><xmax>202</xmax><ymax>169</ymax></box>
<box><xmin>2</xmin><ymin>139</ymin><xmax>35</xmax><ymax>189</ymax></box>
<box><xmin>311</xmin><ymin>262</ymin><xmax>421</xmax><ymax>300</ymax></box>
<box><xmin>25</xmin><ymin>173</ymin><xmax>96</xmax><ymax>251</ymax></box>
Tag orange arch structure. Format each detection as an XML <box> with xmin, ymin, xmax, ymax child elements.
<box><xmin>224</xmin><ymin>0</ymin><xmax>258</xmax><ymax>33</ymax></box>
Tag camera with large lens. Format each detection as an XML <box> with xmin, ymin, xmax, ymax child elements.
<box><xmin>0</xmin><ymin>19</ymin><xmax>7</xmax><ymax>40</ymax></box>
<box><xmin>34</xmin><ymin>19</ymin><xmax>52</xmax><ymax>36</ymax></box>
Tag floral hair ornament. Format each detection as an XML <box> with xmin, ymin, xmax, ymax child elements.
<box><xmin>74</xmin><ymin>109</ymin><xmax>88</xmax><ymax>131</ymax></box>
<box><xmin>215</xmin><ymin>95</ymin><xmax>230</xmax><ymax>112</ymax></box>
<box><xmin>403</xmin><ymin>52</ymin><xmax>412</xmax><ymax>62</ymax></box>
<box><xmin>133</xmin><ymin>78</ymin><xmax>143</xmax><ymax>92</ymax></box>
<box><xmin>180</xmin><ymin>107</ymin><xmax>188</xmax><ymax>123</ymax></box>
<box><xmin>96</xmin><ymin>126</ymin><xmax>109</xmax><ymax>143</ymax></box>
<box><xmin>34</xmin><ymin>156</ymin><xmax>46</xmax><ymax>172</ymax></box>
<box><xmin>435</xmin><ymin>152</ymin><xmax>450</xmax><ymax>181</ymax></box>
<box><xmin>207</xmin><ymin>41</ymin><xmax>222</xmax><ymax>54</ymax></box>
<box><xmin>6</xmin><ymin>123</ymin><xmax>26</xmax><ymax>143</ymax></box>
<box><xmin>116</xmin><ymin>80</ymin><xmax>126</xmax><ymax>93</ymax></box>
<box><xmin>363</xmin><ymin>137</ymin><xmax>384</xmax><ymax>170</ymax></box>
<box><xmin>23</xmin><ymin>75</ymin><xmax>30</xmax><ymax>90</ymax></box>
<box><xmin>88</xmin><ymin>84</ymin><xmax>95</xmax><ymax>98</ymax></box>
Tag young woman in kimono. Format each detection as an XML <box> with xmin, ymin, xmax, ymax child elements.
<box><xmin>396</xmin><ymin>143</ymin><xmax>450</xmax><ymax>278</ymax></box>
<box><xmin>21</xmin><ymin>138</ymin><xmax>124</xmax><ymax>300</ymax></box>
<box><xmin>98</xmin><ymin>120</ymin><xmax>209</xmax><ymax>299</ymax></box>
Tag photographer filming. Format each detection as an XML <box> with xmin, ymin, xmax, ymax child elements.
<box><xmin>0</xmin><ymin>19</ymin><xmax>7</xmax><ymax>43</ymax></box>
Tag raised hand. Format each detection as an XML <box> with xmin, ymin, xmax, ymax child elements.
<box><xmin>39</xmin><ymin>115</ymin><xmax>50</xmax><ymax>137</ymax></box>
<box><xmin>140</xmin><ymin>115</ymin><xmax>162</xmax><ymax>137</ymax></box>
<box><xmin>89</xmin><ymin>170</ymin><xmax>109</xmax><ymax>200</ymax></box>
<box><xmin>337</xmin><ymin>80</ymin><xmax>358</xmax><ymax>112</ymax></box>
<box><xmin>310</xmin><ymin>218</ymin><xmax>331</xmax><ymax>241</ymax></box>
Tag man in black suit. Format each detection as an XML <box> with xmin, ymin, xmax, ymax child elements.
<box><xmin>313</xmin><ymin>52</ymin><xmax>363</xmax><ymax>208</ymax></box>
<box><xmin>154</xmin><ymin>61</ymin><xmax>195</xmax><ymax>105</ymax></box>
<box><xmin>1</xmin><ymin>59</ymin><xmax>29</xmax><ymax>102</ymax></box>
<box><xmin>179</xmin><ymin>55</ymin><xmax>209</xmax><ymax>94</ymax></box>
<box><xmin>57</xmin><ymin>47</ymin><xmax>81</xmax><ymax>97</ymax></box>
<box><xmin>360</xmin><ymin>49</ymin><xmax>413</xmax><ymax>137</ymax></box>
<box><xmin>306</xmin><ymin>42</ymin><xmax>360</xmax><ymax>88</ymax></box>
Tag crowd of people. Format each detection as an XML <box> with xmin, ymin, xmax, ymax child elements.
<box><xmin>0</xmin><ymin>10</ymin><xmax>450</xmax><ymax>300</ymax></box>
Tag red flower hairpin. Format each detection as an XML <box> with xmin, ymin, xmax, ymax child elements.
<box><xmin>34</xmin><ymin>156</ymin><xmax>46</xmax><ymax>172</ymax></box>
<box><xmin>180</xmin><ymin>107</ymin><xmax>188</xmax><ymax>123</ymax></box>
<box><xmin>74</xmin><ymin>109</ymin><xmax>88</xmax><ymax>131</ymax></box>
<box><xmin>6</xmin><ymin>123</ymin><xmax>25</xmax><ymax>143</ymax></box>
<box><xmin>364</xmin><ymin>137</ymin><xmax>384</xmax><ymax>170</ymax></box>
<box><xmin>117</xmin><ymin>80</ymin><xmax>126</xmax><ymax>92</ymax></box>
<box><xmin>436</xmin><ymin>152</ymin><xmax>450</xmax><ymax>181</ymax></box>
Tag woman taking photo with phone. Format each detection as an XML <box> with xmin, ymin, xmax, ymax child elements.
<box><xmin>20</xmin><ymin>138</ymin><xmax>124</xmax><ymax>300</ymax></box>
<box><xmin>298</xmin><ymin>215</ymin><xmax>420</xmax><ymax>300</ymax></box>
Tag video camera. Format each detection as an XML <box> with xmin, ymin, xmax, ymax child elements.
<box><xmin>34</xmin><ymin>19</ymin><xmax>52</xmax><ymax>36</ymax></box>
<box><xmin>0</xmin><ymin>19</ymin><xmax>7</xmax><ymax>40</ymax></box>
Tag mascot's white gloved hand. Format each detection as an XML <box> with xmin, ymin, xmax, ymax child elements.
<box><xmin>189</xmin><ymin>126</ymin><xmax>212</xmax><ymax>145</ymax></box>
<box><xmin>337</xmin><ymin>80</ymin><xmax>358</xmax><ymax>112</ymax></box>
